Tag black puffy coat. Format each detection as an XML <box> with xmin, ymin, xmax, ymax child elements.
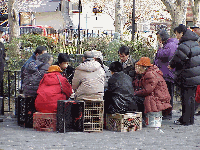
<box><xmin>104</xmin><ymin>71</ymin><xmax>138</xmax><ymax>114</ymax></box>
<box><xmin>169</xmin><ymin>29</ymin><xmax>200</xmax><ymax>87</ymax></box>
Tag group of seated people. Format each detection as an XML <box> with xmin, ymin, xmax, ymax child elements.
<box><xmin>21</xmin><ymin>45</ymin><xmax>172</xmax><ymax>124</ymax></box>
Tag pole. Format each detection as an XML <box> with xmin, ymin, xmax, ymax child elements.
<box><xmin>86</xmin><ymin>14</ymin><xmax>87</xmax><ymax>35</ymax></box>
<box><xmin>132</xmin><ymin>0</ymin><xmax>135</xmax><ymax>41</ymax></box>
<box><xmin>77</xmin><ymin>0</ymin><xmax>81</xmax><ymax>54</ymax></box>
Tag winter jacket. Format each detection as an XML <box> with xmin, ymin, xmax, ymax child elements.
<box><xmin>54</xmin><ymin>61</ymin><xmax>75</xmax><ymax>85</ymax></box>
<box><xmin>133</xmin><ymin>65</ymin><xmax>172</xmax><ymax>114</ymax></box>
<box><xmin>22</xmin><ymin>59</ymin><xmax>50</xmax><ymax>97</ymax></box>
<box><xmin>21</xmin><ymin>53</ymin><xmax>37</xmax><ymax>81</ymax></box>
<box><xmin>120</xmin><ymin>55</ymin><xmax>136</xmax><ymax>80</ymax></box>
<box><xmin>35</xmin><ymin>72</ymin><xmax>72</xmax><ymax>113</ymax></box>
<box><xmin>169</xmin><ymin>29</ymin><xmax>200</xmax><ymax>87</ymax></box>
<box><xmin>0</xmin><ymin>42</ymin><xmax>5</xmax><ymax>82</ymax></box>
<box><xmin>195</xmin><ymin>85</ymin><xmax>200</xmax><ymax>103</ymax></box>
<box><xmin>72</xmin><ymin>60</ymin><xmax>105</xmax><ymax>101</ymax></box>
<box><xmin>103</xmin><ymin>64</ymin><xmax>112</xmax><ymax>90</ymax></box>
<box><xmin>104</xmin><ymin>71</ymin><xmax>138</xmax><ymax>114</ymax></box>
<box><xmin>154</xmin><ymin>38</ymin><xmax>178</xmax><ymax>83</ymax></box>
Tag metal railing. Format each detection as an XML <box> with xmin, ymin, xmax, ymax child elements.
<box><xmin>1</xmin><ymin>70</ymin><xmax>21</xmax><ymax>113</ymax></box>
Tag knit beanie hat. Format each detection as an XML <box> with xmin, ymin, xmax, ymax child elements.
<box><xmin>158</xmin><ymin>29</ymin><xmax>170</xmax><ymax>42</ymax></box>
<box><xmin>58</xmin><ymin>53</ymin><xmax>70</xmax><ymax>64</ymax></box>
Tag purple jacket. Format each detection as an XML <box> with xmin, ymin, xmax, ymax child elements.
<box><xmin>154</xmin><ymin>38</ymin><xmax>178</xmax><ymax>83</ymax></box>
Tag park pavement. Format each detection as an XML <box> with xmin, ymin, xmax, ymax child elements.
<box><xmin>0</xmin><ymin>103</ymin><xmax>200</xmax><ymax>150</ymax></box>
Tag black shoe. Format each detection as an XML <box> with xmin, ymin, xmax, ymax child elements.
<box><xmin>174</xmin><ymin>120</ymin><xmax>193</xmax><ymax>126</ymax></box>
<box><xmin>174</xmin><ymin>120</ymin><xmax>182</xmax><ymax>125</ymax></box>
<box><xmin>195</xmin><ymin>111</ymin><xmax>200</xmax><ymax>116</ymax></box>
<box><xmin>0</xmin><ymin>118</ymin><xmax>3</xmax><ymax>122</ymax></box>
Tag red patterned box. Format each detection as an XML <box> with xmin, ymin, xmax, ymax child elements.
<box><xmin>33</xmin><ymin>112</ymin><xmax>56</xmax><ymax>132</ymax></box>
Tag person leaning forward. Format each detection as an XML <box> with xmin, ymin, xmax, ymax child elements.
<box><xmin>104</xmin><ymin>61</ymin><xmax>138</xmax><ymax>114</ymax></box>
<box><xmin>133</xmin><ymin>57</ymin><xmax>172</xmax><ymax>116</ymax></box>
<box><xmin>169</xmin><ymin>24</ymin><xmax>200</xmax><ymax>126</ymax></box>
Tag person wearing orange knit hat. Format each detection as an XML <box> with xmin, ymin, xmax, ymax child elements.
<box><xmin>133</xmin><ymin>57</ymin><xmax>172</xmax><ymax>121</ymax></box>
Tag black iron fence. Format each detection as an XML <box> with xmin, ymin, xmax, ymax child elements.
<box><xmin>0</xmin><ymin>70</ymin><xmax>21</xmax><ymax>114</ymax></box>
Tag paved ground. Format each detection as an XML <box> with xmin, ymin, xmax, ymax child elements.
<box><xmin>1</xmin><ymin>102</ymin><xmax>200</xmax><ymax>150</ymax></box>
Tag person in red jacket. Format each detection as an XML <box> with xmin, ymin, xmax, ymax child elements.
<box><xmin>35</xmin><ymin>65</ymin><xmax>72</xmax><ymax>113</ymax></box>
<box><xmin>133</xmin><ymin>57</ymin><xmax>172</xmax><ymax>115</ymax></box>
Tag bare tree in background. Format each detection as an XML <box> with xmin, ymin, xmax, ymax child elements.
<box><xmin>8</xmin><ymin>0</ymin><xmax>19</xmax><ymax>42</ymax></box>
<box><xmin>189</xmin><ymin>0</ymin><xmax>200</xmax><ymax>26</ymax></box>
<box><xmin>161</xmin><ymin>0</ymin><xmax>188</xmax><ymax>36</ymax></box>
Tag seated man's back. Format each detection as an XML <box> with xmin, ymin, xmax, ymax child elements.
<box><xmin>72</xmin><ymin>51</ymin><xmax>105</xmax><ymax>101</ymax></box>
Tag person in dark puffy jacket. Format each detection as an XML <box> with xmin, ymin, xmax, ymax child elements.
<box><xmin>104</xmin><ymin>61</ymin><xmax>138</xmax><ymax>114</ymax></box>
<box><xmin>169</xmin><ymin>24</ymin><xmax>200</xmax><ymax>125</ymax></box>
<box><xmin>22</xmin><ymin>53</ymin><xmax>53</xmax><ymax>97</ymax></box>
<box><xmin>35</xmin><ymin>65</ymin><xmax>72</xmax><ymax>113</ymax></box>
<box><xmin>54</xmin><ymin>53</ymin><xmax>75</xmax><ymax>85</ymax></box>
<box><xmin>154</xmin><ymin>29</ymin><xmax>179</xmax><ymax>120</ymax></box>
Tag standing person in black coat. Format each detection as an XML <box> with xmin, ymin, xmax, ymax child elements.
<box><xmin>104</xmin><ymin>61</ymin><xmax>138</xmax><ymax>114</ymax></box>
<box><xmin>169</xmin><ymin>24</ymin><xmax>200</xmax><ymax>125</ymax></box>
<box><xmin>0</xmin><ymin>26</ymin><xmax>6</xmax><ymax>97</ymax></box>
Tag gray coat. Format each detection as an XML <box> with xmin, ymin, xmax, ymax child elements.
<box><xmin>22</xmin><ymin>54</ymin><xmax>51</xmax><ymax>97</ymax></box>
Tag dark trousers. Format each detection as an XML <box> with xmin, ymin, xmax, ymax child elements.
<box><xmin>0</xmin><ymin>79</ymin><xmax>3</xmax><ymax>97</ymax></box>
<box><xmin>179</xmin><ymin>86</ymin><xmax>196</xmax><ymax>124</ymax></box>
<box><xmin>135</xmin><ymin>96</ymin><xmax>145</xmax><ymax>118</ymax></box>
<box><xmin>163</xmin><ymin>81</ymin><xmax>174</xmax><ymax>117</ymax></box>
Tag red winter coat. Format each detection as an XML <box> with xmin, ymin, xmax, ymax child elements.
<box><xmin>133</xmin><ymin>65</ymin><xmax>172</xmax><ymax>114</ymax></box>
<box><xmin>195</xmin><ymin>85</ymin><xmax>200</xmax><ymax>103</ymax></box>
<box><xmin>35</xmin><ymin>72</ymin><xmax>72</xmax><ymax>113</ymax></box>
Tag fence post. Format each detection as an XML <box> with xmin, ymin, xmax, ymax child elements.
<box><xmin>87</xmin><ymin>29</ymin><xmax>88</xmax><ymax>41</ymax></box>
<box><xmin>8</xmin><ymin>71</ymin><xmax>10</xmax><ymax>112</ymax></box>
<box><xmin>0</xmin><ymin>97</ymin><xmax>3</xmax><ymax>115</ymax></box>
<box><xmin>14</xmin><ymin>71</ymin><xmax>17</xmax><ymax>97</ymax></box>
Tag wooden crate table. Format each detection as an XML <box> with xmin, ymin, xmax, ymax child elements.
<box><xmin>84</xmin><ymin>100</ymin><xmax>104</xmax><ymax>132</ymax></box>
<box><xmin>33</xmin><ymin>112</ymin><xmax>56</xmax><ymax>132</ymax></box>
<box><xmin>106</xmin><ymin>112</ymin><xmax>142</xmax><ymax>132</ymax></box>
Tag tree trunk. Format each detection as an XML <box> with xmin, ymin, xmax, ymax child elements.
<box><xmin>8</xmin><ymin>0</ymin><xmax>19</xmax><ymax>42</ymax></box>
<box><xmin>115</xmin><ymin>0</ymin><xmax>122</xmax><ymax>37</ymax></box>
<box><xmin>190</xmin><ymin>0</ymin><xmax>200</xmax><ymax>26</ymax></box>
<box><xmin>161</xmin><ymin>0</ymin><xmax>188</xmax><ymax>37</ymax></box>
